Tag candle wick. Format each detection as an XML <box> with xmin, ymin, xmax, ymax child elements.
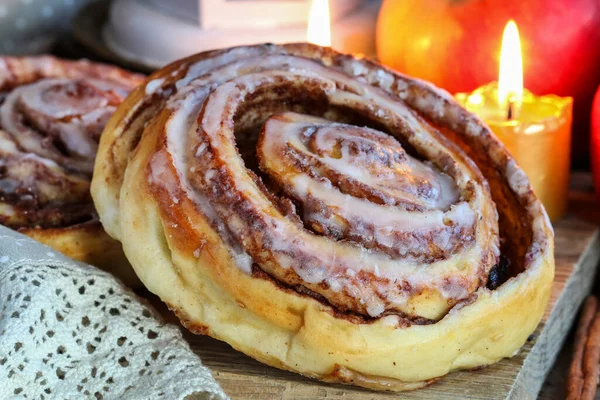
<box><xmin>507</xmin><ymin>99</ymin><xmax>514</xmax><ymax>120</ymax></box>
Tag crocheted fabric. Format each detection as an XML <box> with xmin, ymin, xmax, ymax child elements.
<box><xmin>0</xmin><ymin>225</ymin><xmax>228</xmax><ymax>400</ymax></box>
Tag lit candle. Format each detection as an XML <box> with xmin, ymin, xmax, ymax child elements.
<box><xmin>455</xmin><ymin>20</ymin><xmax>573</xmax><ymax>221</ymax></box>
<box><xmin>306</xmin><ymin>0</ymin><xmax>368</xmax><ymax>59</ymax></box>
<box><xmin>307</xmin><ymin>0</ymin><xmax>331</xmax><ymax>47</ymax></box>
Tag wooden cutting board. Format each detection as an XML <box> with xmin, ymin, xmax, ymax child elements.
<box><xmin>185</xmin><ymin>175</ymin><xmax>600</xmax><ymax>400</ymax></box>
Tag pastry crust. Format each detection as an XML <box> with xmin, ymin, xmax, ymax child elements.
<box><xmin>0</xmin><ymin>56</ymin><xmax>144</xmax><ymax>286</ymax></box>
<box><xmin>21</xmin><ymin>222</ymin><xmax>140</xmax><ymax>286</ymax></box>
<box><xmin>92</xmin><ymin>44</ymin><xmax>554</xmax><ymax>390</ymax></box>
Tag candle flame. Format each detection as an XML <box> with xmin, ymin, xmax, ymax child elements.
<box><xmin>498</xmin><ymin>20</ymin><xmax>523</xmax><ymax>115</ymax></box>
<box><xmin>307</xmin><ymin>0</ymin><xmax>331</xmax><ymax>47</ymax></box>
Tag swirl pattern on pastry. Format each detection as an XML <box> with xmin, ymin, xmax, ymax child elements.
<box><xmin>92</xmin><ymin>44</ymin><xmax>554</xmax><ymax>391</ymax></box>
<box><xmin>0</xmin><ymin>56</ymin><xmax>143</xmax><ymax>229</ymax></box>
<box><xmin>0</xmin><ymin>56</ymin><xmax>144</xmax><ymax>286</ymax></box>
<box><xmin>161</xmin><ymin>55</ymin><xmax>500</xmax><ymax>319</ymax></box>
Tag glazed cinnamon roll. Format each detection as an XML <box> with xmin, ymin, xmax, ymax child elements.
<box><xmin>0</xmin><ymin>56</ymin><xmax>144</xmax><ymax>285</ymax></box>
<box><xmin>91</xmin><ymin>44</ymin><xmax>554</xmax><ymax>390</ymax></box>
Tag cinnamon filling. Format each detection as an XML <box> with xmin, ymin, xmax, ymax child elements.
<box><xmin>257</xmin><ymin>112</ymin><xmax>474</xmax><ymax>261</ymax></box>
<box><xmin>0</xmin><ymin>74</ymin><xmax>137</xmax><ymax>229</ymax></box>
<box><xmin>145</xmin><ymin>51</ymin><xmax>501</xmax><ymax>320</ymax></box>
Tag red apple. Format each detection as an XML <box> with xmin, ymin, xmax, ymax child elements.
<box><xmin>592</xmin><ymin>85</ymin><xmax>600</xmax><ymax>199</ymax></box>
<box><xmin>377</xmin><ymin>0</ymin><xmax>600</xmax><ymax>168</ymax></box>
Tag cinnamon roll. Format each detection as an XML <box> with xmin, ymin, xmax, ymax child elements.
<box><xmin>91</xmin><ymin>44</ymin><xmax>554</xmax><ymax>390</ymax></box>
<box><xmin>0</xmin><ymin>56</ymin><xmax>144</xmax><ymax>285</ymax></box>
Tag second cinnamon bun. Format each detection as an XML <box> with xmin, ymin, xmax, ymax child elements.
<box><xmin>0</xmin><ymin>56</ymin><xmax>144</xmax><ymax>286</ymax></box>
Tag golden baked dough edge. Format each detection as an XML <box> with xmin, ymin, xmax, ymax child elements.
<box><xmin>116</xmin><ymin>157</ymin><xmax>552</xmax><ymax>390</ymax></box>
<box><xmin>20</xmin><ymin>223</ymin><xmax>139</xmax><ymax>287</ymax></box>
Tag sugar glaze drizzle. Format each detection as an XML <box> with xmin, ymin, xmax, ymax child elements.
<box><xmin>146</xmin><ymin>48</ymin><xmax>500</xmax><ymax>319</ymax></box>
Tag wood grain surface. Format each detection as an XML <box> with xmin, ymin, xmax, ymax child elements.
<box><xmin>182</xmin><ymin>177</ymin><xmax>600</xmax><ymax>399</ymax></box>
<box><xmin>539</xmin><ymin>175</ymin><xmax>600</xmax><ymax>400</ymax></box>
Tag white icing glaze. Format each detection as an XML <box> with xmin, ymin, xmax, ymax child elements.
<box><xmin>156</xmin><ymin>79</ymin><xmax>255</xmax><ymax>273</ymax></box>
<box><xmin>148</xmin><ymin>150</ymin><xmax>180</xmax><ymax>205</ymax></box>
<box><xmin>145</xmin><ymin>78</ymin><xmax>165</xmax><ymax>95</ymax></box>
<box><xmin>267</xmin><ymin>114</ymin><xmax>460</xmax><ymax>211</ymax></box>
<box><xmin>175</xmin><ymin>47</ymin><xmax>268</xmax><ymax>91</ymax></box>
<box><xmin>466</xmin><ymin>119</ymin><xmax>483</xmax><ymax>137</ymax></box>
<box><xmin>195</xmin><ymin>143</ymin><xmax>207</xmax><ymax>157</ymax></box>
<box><xmin>506</xmin><ymin>159</ymin><xmax>530</xmax><ymax>196</ymax></box>
<box><xmin>143</xmin><ymin>48</ymin><xmax>499</xmax><ymax>318</ymax></box>
<box><xmin>0</xmin><ymin>78</ymin><xmax>127</xmax><ymax>174</ymax></box>
<box><xmin>197</xmin><ymin>94</ymin><xmax>485</xmax><ymax>314</ymax></box>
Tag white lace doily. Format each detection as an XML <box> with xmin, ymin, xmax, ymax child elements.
<box><xmin>0</xmin><ymin>225</ymin><xmax>228</xmax><ymax>400</ymax></box>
